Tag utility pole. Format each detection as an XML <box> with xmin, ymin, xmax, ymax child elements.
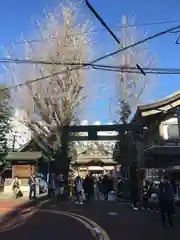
<box><xmin>121</xmin><ymin>15</ymin><xmax>128</xmax><ymax>104</ymax></box>
<box><xmin>120</xmin><ymin>16</ymin><xmax>129</xmax><ymax>179</ymax></box>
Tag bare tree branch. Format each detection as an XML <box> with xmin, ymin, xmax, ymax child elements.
<box><xmin>115</xmin><ymin>15</ymin><xmax>156</xmax><ymax>123</ymax></box>
<box><xmin>4</xmin><ymin>1</ymin><xmax>92</xmax><ymax>154</ymax></box>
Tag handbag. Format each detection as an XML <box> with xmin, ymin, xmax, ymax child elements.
<box><xmin>16</xmin><ymin>189</ymin><xmax>23</xmax><ymax>198</ymax></box>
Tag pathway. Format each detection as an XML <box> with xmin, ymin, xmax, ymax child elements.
<box><xmin>1</xmin><ymin>199</ymin><xmax>180</xmax><ymax>239</ymax></box>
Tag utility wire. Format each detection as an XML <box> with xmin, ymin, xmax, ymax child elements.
<box><xmin>14</xmin><ymin>19</ymin><xmax>180</xmax><ymax>44</ymax></box>
<box><xmin>92</xmin><ymin>64</ymin><xmax>180</xmax><ymax>74</ymax></box>
<box><xmin>2</xmin><ymin>64</ymin><xmax>180</xmax><ymax>94</ymax></box>
<box><xmin>3</xmin><ymin>58</ymin><xmax>180</xmax><ymax>74</ymax></box>
<box><xmin>0</xmin><ymin>58</ymin><xmax>87</xmax><ymax>66</ymax></box>
<box><xmin>90</xmin><ymin>24</ymin><xmax>180</xmax><ymax>64</ymax></box>
<box><xmin>92</xmin><ymin>65</ymin><xmax>180</xmax><ymax>72</ymax></box>
<box><xmin>3</xmin><ymin>56</ymin><xmax>180</xmax><ymax>73</ymax></box>
<box><xmin>1</xmin><ymin>65</ymin><xmax>86</xmax><ymax>92</ymax></box>
<box><xmin>169</xmin><ymin>29</ymin><xmax>180</xmax><ymax>44</ymax></box>
<box><xmin>85</xmin><ymin>0</ymin><xmax>144</xmax><ymax>75</ymax></box>
<box><xmin>9</xmin><ymin>24</ymin><xmax>180</xmax><ymax>67</ymax></box>
<box><xmin>92</xmin><ymin>66</ymin><xmax>180</xmax><ymax>74</ymax></box>
<box><xmin>2</xmin><ymin>24</ymin><xmax>180</xmax><ymax>92</ymax></box>
<box><xmin>85</xmin><ymin>0</ymin><xmax>120</xmax><ymax>44</ymax></box>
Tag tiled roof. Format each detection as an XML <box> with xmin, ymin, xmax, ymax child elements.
<box><xmin>5</xmin><ymin>151</ymin><xmax>42</xmax><ymax>161</ymax></box>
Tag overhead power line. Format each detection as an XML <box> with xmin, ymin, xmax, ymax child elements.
<box><xmin>2</xmin><ymin>57</ymin><xmax>180</xmax><ymax>73</ymax></box>
<box><xmin>1</xmin><ymin>23</ymin><xmax>180</xmax><ymax>92</ymax></box>
<box><xmin>1</xmin><ymin>65</ymin><xmax>86</xmax><ymax>92</ymax></box>
<box><xmin>3</xmin><ymin>57</ymin><xmax>180</xmax><ymax>73</ymax></box>
<box><xmin>85</xmin><ymin>0</ymin><xmax>120</xmax><ymax>44</ymax></box>
<box><xmin>85</xmin><ymin>0</ymin><xmax>145</xmax><ymax>75</ymax></box>
<box><xmin>2</xmin><ymin>64</ymin><xmax>180</xmax><ymax>94</ymax></box>
<box><xmin>92</xmin><ymin>65</ymin><xmax>180</xmax><ymax>74</ymax></box>
<box><xmin>0</xmin><ymin>58</ymin><xmax>86</xmax><ymax>65</ymax></box>
<box><xmin>7</xmin><ymin>24</ymin><xmax>180</xmax><ymax>67</ymax></box>
<box><xmin>15</xmin><ymin>19</ymin><xmax>180</xmax><ymax>45</ymax></box>
<box><xmin>90</xmin><ymin>23</ymin><xmax>180</xmax><ymax>64</ymax></box>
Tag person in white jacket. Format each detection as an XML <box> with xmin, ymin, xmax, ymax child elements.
<box><xmin>75</xmin><ymin>176</ymin><xmax>83</xmax><ymax>204</ymax></box>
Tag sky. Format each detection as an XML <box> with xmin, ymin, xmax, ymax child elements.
<box><xmin>0</xmin><ymin>0</ymin><xmax>180</xmax><ymax>123</ymax></box>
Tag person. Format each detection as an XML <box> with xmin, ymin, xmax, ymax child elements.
<box><xmin>83</xmin><ymin>173</ymin><xmax>94</xmax><ymax>201</ymax></box>
<box><xmin>89</xmin><ymin>173</ymin><xmax>95</xmax><ymax>199</ymax></box>
<box><xmin>108</xmin><ymin>174</ymin><xmax>114</xmax><ymax>193</ymax></box>
<box><xmin>28</xmin><ymin>173</ymin><xmax>36</xmax><ymax>200</ymax></box>
<box><xmin>12</xmin><ymin>176</ymin><xmax>20</xmax><ymax>199</ymax></box>
<box><xmin>159</xmin><ymin>176</ymin><xmax>174</xmax><ymax>227</ymax></box>
<box><xmin>116</xmin><ymin>177</ymin><xmax>124</xmax><ymax>198</ymax></box>
<box><xmin>142</xmin><ymin>180</ymin><xmax>152</xmax><ymax>210</ymax></box>
<box><xmin>170</xmin><ymin>179</ymin><xmax>176</xmax><ymax>216</ymax></box>
<box><xmin>94</xmin><ymin>176</ymin><xmax>101</xmax><ymax>200</ymax></box>
<box><xmin>75</xmin><ymin>175</ymin><xmax>83</xmax><ymax>204</ymax></box>
<box><xmin>36</xmin><ymin>176</ymin><xmax>40</xmax><ymax>198</ymax></box>
<box><xmin>101</xmin><ymin>175</ymin><xmax>110</xmax><ymax>200</ymax></box>
<box><xmin>48</xmin><ymin>173</ymin><xmax>56</xmax><ymax>198</ymax></box>
<box><xmin>56</xmin><ymin>174</ymin><xmax>65</xmax><ymax>201</ymax></box>
<box><xmin>131</xmin><ymin>181</ymin><xmax>139</xmax><ymax>211</ymax></box>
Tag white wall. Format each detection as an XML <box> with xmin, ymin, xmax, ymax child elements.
<box><xmin>160</xmin><ymin>117</ymin><xmax>178</xmax><ymax>140</ymax></box>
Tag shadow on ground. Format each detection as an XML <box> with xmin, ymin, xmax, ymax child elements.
<box><xmin>0</xmin><ymin>197</ymin><xmax>94</xmax><ymax>240</ymax></box>
<box><xmin>0</xmin><ymin>196</ymin><xmax>48</xmax><ymax>226</ymax></box>
<box><xmin>1</xmin><ymin>197</ymin><xmax>180</xmax><ymax>240</ymax></box>
<box><xmin>39</xmin><ymin>199</ymin><xmax>180</xmax><ymax>240</ymax></box>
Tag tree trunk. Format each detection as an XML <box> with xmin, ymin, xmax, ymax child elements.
<box><xmin>53</xmin><ymin>127</ymin><xmax>70</xmax><ymax>199</ymax></box>
<box><xmin>129</xmin><ymin>162</ymin><xmax>139</xmax><ymax>201</ymax></box>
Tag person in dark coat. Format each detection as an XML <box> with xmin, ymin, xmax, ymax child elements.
<box><xmin>28</xmin><ymin>174</ymin><xmax>36</xmax><ymax>200</ymax></box>
<box><xmin>101</xmin><ymin>175</ymin><xmax>110</xmax><ymax>200</ymax></box>
<box><xmin>159</xmin><ymin>176</ymin><xmax>174</xmax><ymax>227</ymax></box>
<box><xmin>142</xmin><ymin>180</ymin><xmax>150</xmax><ymax>210</ymax></box>
<box><xmin>56</xmin><ymin>174</ymin><xmax>65</xmax><ymax>201</ymax></box>
<box><xmin>117</xmin><ymin>177</ymin><xmax>124</xmax><ymax>198</ymax></box>
<box><xmin>83</xmin><ymin>173</ymin><xmax>94</xmax><ymax>200</ymax></box>
<box><xmin>131</xmin><ymin>183</ymin><xmax>139</xmax><ymax>210</ymax></box>
<box><xmin>170</xmin><ymin>179</ymin><xmax>176</xmax><ymax>215</ymax></box>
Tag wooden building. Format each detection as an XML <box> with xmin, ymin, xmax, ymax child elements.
<box><xmin>132</xmin><ymin>91</ymin><xmax>180</xmax><ymax>179</ymax></box>
<box><xmin>5</xmin><ymin>151</ymin><xmax>42</xmax><ymax>179</ymax></box>
<box><xmin>2</xmin><ymin>150</ymin><xmax>42</xmax><ymax>194</ymax></box>
<box><xmin>73</xmin><ymin>146</ymin><xmax>117</xmax><ymax>177</ymax></box>
<box><xmin>2</xmin><ymin>137</ymin><xmax>117</xmax><ymax>181</ymax></box>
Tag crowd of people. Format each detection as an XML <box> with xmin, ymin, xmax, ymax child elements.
<box><xmin>142</xmin><ymin>176</ymin><xmax>175</xmax><ymax>227</ymax></box>
<box><xmin>10</xmin><ymin>171</ymin><xmax>177</xmax><ymax>227</ymax></box>
<box><xmin>74</xmin><ymin>173</ymin><xmax>114</xmax><ymax>204</ymax></box>
<box><xmin>115</xmin><ymin>175</ymin><xmax>176</xmax><ymax>227</ymax></box>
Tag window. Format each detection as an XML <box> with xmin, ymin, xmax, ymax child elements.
<box><xmin>167</xmin><ymin>124</ymin><xmax>179</xmax><ymax>139</ymax></box>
